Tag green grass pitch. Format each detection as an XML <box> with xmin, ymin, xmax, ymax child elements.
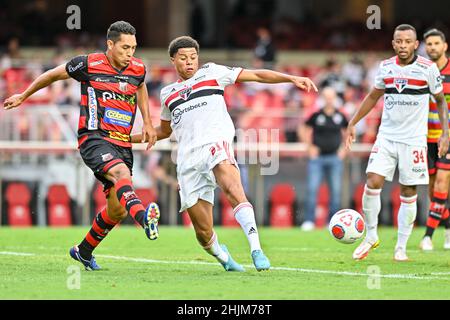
<box><xmin>1</xmin><ymin>225</ymin><xmax>450</xmax><ymax>299</ymax></box>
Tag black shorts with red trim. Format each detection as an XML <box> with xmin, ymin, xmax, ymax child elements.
<box><xmin>79</xmin><ymin>135</ymin><xmax>133</xmax><ymax>192</ymax></box>
<box><xmin>427</xmin><ymin>142</ymin><xmax>450</xmax><ymax>175</ymax></box>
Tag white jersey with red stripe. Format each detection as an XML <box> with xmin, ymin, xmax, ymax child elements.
<box><xmin>374</xmin><ymin>55</ymin><xmax>443</xmax><ymax>146</ymax></box>
<box><xmin>160</xmin><ymin>63</ymin><xmax>243</xmax><ymax>156</ymax></box>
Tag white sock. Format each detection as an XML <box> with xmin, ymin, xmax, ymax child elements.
<box><xmin>202</xmin><ymin>231</ymin><xmax>229</xmax><ymax>263</ymax></box>
<box><xmin>234</xmin><ymin>202</ymin><xmax>262</xmax><ymax>252</ymax></box>
<box><xmin>363</xmin><ymin>185</ymin><xmax>382</xmax><ymax>241</ymax></box>
<box><xmin>396</xmin><ymin>195</ymin><xmax>418</xmax><ymax>250</ymax></box>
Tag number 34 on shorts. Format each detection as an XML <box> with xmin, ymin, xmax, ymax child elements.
<box><xmin>366</xmin><ymin>138</ymin><xmax>429</xmax><ymax>185</ymax></box>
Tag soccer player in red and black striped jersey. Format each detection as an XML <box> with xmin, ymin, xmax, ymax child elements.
<box><xmin>3</xmin><ymin>21</ymin><xmax>161</xmax><ymax>270</ymax></box>
<box><xmin>420</xmin><ymin>28</ymin><xmax>450</xmax><ymax>251</ymax></box>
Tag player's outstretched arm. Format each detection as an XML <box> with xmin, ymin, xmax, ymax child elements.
<box><xmin>345</xmin><ymin>87</ymin><xmax>384</xmax><ymax>150</ymax></box>
<box><xmin>3</xmin><ymin>64</ymin><xmax>70</xmax><ymax>110</ymax></box>
<box><xmin>236</xmin><ymin>69</ymin><xmax>318</xmax><ymax>92</ymax></box>
<box><xmin>434</xmin><ymin>91</ymin><xmax>450</xmax><ymax>157</ymax></box>
<box><xmin>131</xmin><ymin>120</ymin><xmax>172</xmax><ymax>145</ymax></box>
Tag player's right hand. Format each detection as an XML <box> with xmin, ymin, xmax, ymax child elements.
<box><xmin>4</xmin><ymin>94</ymin><xmax>24</xmax><ymax>110</ymax></box>
<box><xmin>345</xmin><ymin>125</ymin><xmax>356</xmax><ymax>150</ymax></box>
<box><xmin>438</xmin><ymin>133</ymin><xmax>449</xmax><ymax>158</ymax></box>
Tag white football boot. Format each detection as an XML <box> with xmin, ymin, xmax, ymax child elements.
<box><xmin>352</xmin><ymin>237</ymin><xmax>380</xmax><ymax>260</ymax></box>
<box><xmin>444</xmin><ymin>230</ymin><xmax>450</xmax><ymax>250</ymax></box>
<box><xmin>419</xmin><ymin>236</ymin><xmax>433</xmax><ymax>251</ymax></box>
<box><xmin>394</xmin><ymin>247</ymin><xmax>409</xmax><ymax>262</ymax></box>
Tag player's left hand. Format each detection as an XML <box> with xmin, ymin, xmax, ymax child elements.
<box><xmin>142</xmin><ymin>123</ymin><xmax>157</xmax><ymax>150</ymax></box>
<box><xmin>438</xmin><ymin>133</ymin><xmax>449</xmax><ymax>158</ymax></box>
<box><xmin>4</xmin><ymin>93</ymin><xmax>25</xmax><ymax>110</ymax></box>
<box><xmin>291</xmin><ymin>77</ymin><xmax>318</xmax><ymax>93</ymax></box>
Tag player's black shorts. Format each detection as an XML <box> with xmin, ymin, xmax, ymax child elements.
<box><xmin>427</xmin><ymin>142</ymin><xmax>450</xmax><ymax>175</ymax></box>
<box><xmin>79</xmin><ymin>136</ymin><xmax>133</xmax><ymax>192</ymax></box>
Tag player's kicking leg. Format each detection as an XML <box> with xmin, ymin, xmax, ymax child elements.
<box><xmin>353</xmin><ymin>173</ymin><xmax>384</xmax><ymax>260</ymax></box>
<box><xmin>105</xmin><ymin>163</ymin><xmax>160</xmax><ymax>240</ymax></box>
<box><xmin>187</xmin><ymin>199</ymin><xmax>245</xmax><ymax>272</ymax></box>
<box><xmin>213</xmin><ymin>161</ymin><xmax>270</xmax><ymax>271</ymax></box>
<box><xmin>70</xmin><ymin>187</ymin><xmax>126</xmax><ymax>270</ymax></box>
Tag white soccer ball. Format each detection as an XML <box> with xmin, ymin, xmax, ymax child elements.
<box><xmin>329</xmin><ymin>209</ymin><xmax>365</xmax><ymax>244</ymax></box>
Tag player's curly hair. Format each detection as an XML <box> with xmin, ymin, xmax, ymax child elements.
<box><xmin>107</xmin><ymin>21</ymin><xmax>136</xmax><ymax>42</ymax></box>
<box><xmin>168</xmin><ymin>36</ymin><xmax>199</xmax><ymax>57</ymax></box>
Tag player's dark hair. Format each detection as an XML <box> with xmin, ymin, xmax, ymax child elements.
<box><xmin>107</xmin><ymin>21</ymin><xmax>136</xmax><ymax>42</ymax></box>
<box><xmin>168</xmin><ymin>36</ymin><xmax>199</xmax><ymax>57</ymax></box>
<box><xmin>394</xmin><ymin>24</ymin><xmax>417</xmax><ymax>36</ymax></box>
<box><xmin>423</xmin><ymin>28</ymin><xmax>446</xmax><ymax>42</ymax></box>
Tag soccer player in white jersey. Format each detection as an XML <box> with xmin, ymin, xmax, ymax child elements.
<box><xmin>135</xmin><ymin>36</ymin><xmax>317</xmax><ymax>271</ymax></box>
<box><xmin>346</xmin><ymin>24</ymin><xmax>449</xmax><ymax>262</ymax></box>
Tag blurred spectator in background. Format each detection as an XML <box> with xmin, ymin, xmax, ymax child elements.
<box><xmin>1</xmin><ymin>37</ymin><xmax>22</xmax><ymax>71</ymax></box>
<box><xmin>316</xmin><ymin>57</ymin><xmax>346</xmax><ymax>99</ymax></box>
<box><xmin>145</xmin><ymin>65</ymin><xmax>164</xmax><ymax>98</ymax></box>
<box><xmin>253</xmin><ymin>27</ymin><xmax>277</xmax><ymax>69</ymax></box>
<box><xmin>341</xmin><ymin>54</ymin><xmax>365</xmax><ymax>89</ymax></box>
<box><xmin>299</xmin><ymin>87</ymin><xmax>348</xmax><ymax>231</ymax></box>
<box><xmin>190</xmin><ymin>0</ymin><xmax>206</xmax><ymax>44</ymax></box>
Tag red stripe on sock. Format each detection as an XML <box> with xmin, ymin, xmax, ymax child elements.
<box><xmin>91</xmin><ymin>220</ymin><xmax>104</xmax><ymax>236</ymax></box>
<box><xmin>443</xmin><ymin>209</ymin><xmax>450</xmax><ymax>220</ymax></box>
<box><xmin>115</xmin><ymin>178</ymin><xmax>133</xmax><ymax>192</ymax></box>
<box><xmin>100</xmin><ymin>208</ymin><xmax>118</xmax><ymax>225</ymax></box>
<box><xmin>400</xmin><ymin>195</ymin><xmax>417</xmax><ymax>204</ymax></box>
<box><xmin>129</xmin><ymin>203</ymin><xmax>146</xmax><ymax>219</ymax></box>
<box><xmin>85</xmin><ymin>232</ymin><xmax>100</xmax><ymax>247</ymax></box>
<box><xmin>364</xmin><ymin>187</ymin><xmax>381</xmax><ymax>196</ymax></box>
<box><xmin>433</xmin><ymin>191</ymin><xmax>448</xmax><ymax>200</ymax></box>
<box><xmin>233</xmin><ymin>202</ymin><xmax>253</xmax><ymax>214</ymax></box>
<box><xmin>426</xmin><ymin>216</ymin><xmax>441</xmax><ymax>229</ymax></box>
<box><xmin>203</xmin><ymin>232</ymin><xmax>217</xmax><ymax>250</ymax></box>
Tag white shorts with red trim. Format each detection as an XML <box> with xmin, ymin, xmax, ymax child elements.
<box><xmin>177</xmin><ymin>141</ymin><xmax>239</xmax><ymax>212</ymax></box>
<box><xmin>366</xmin><ymin>136</ymin><xmax>429</xmax><ymax>186</ymax></box>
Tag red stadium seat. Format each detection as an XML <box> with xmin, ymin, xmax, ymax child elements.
<box><xmin>391</xmin><ymin>184</ymin><xmax>401</xmax><ymax>227</ymax></box>
<box><xmin>5</xmin><ymin>182</ymin><xmax>32</xmax><ymax>226</ymax></box>
<box><xmin>47</xmin><ymin>184</ymin><xmax>72</xmax><ymax>226</ymax></box>
<box><xmin>315</xmin><ymin>183</ymin><xmax>329</xmax><ymax>228</ymax></box>
<box><xmin>269</xmin><ymin>183</ymin><xmax>296</xmax><ymax>227</ymax></box>
<box><xmin>221</xmin><ymin>192</ymin><xmax>239</xmax><ymax>227</ymax></box>
<box><xmin>181</xmin><ymin>211</ymin><xmax>192</xmax><ymax>227</ymax></box>
<box><xmin>93</xmin><ymin>182</ymin><xmax>107</xmax><ymax>215</ymax></box>
<box><xmin>135</xmin><ymin>188</ymin><xmax>157</xmax><ymax>207</ymax></box>
<box><xmin>353</xmin><ymin>183</ymin><xmax>366</xmax><ymax>216</ymax></box>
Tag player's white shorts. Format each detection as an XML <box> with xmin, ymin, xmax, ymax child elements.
<box><xmin>177</xmin><ymin>141</ymin><xmax>239</xmax><ymax>212</ymax></box>
<box><xmin>366</xmin><ymin>136</ymin><xmax>429</xmax><ymax>185</ymax></box>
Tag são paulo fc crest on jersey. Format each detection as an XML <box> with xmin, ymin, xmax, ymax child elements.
<box><xmin>394</xmin><ymin>78</ymin><xmax>408</xmax><ymax>93</ymax></box>
<box><xmin>179</xmin><ymin>85</ymin><xmax>192</xmax><ymax>100</ymax></box>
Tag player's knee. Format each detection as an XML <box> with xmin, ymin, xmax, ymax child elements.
<box><xmin>107</xmin><ymin>165</ymin><xmax>131</xmax><ymax>182</ymax></box>
<box><xmin>366</xmin><ymin>175</ymin><xmax>383</xmax><ymax>190</ymax></box>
